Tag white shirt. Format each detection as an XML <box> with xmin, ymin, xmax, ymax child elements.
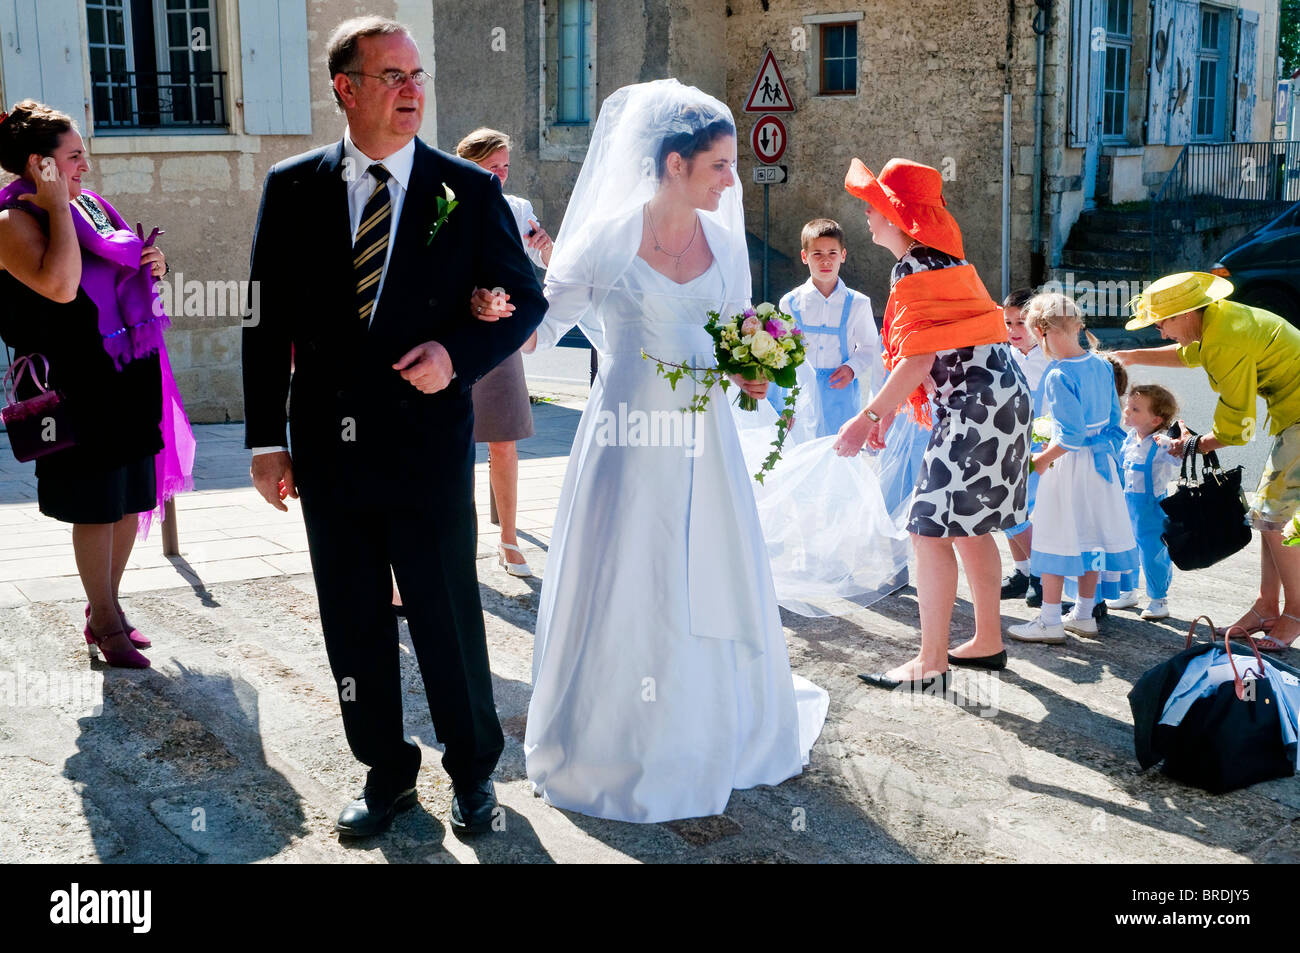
<box><xmin>778</xmin><ymin>278</ymin><xmax>882</xmax><ymax>393</ymax></box>
<box><xmin>505</xmin><ymin>194</ymin><xmax>546</xmax><ymax>269</ymax></box>
<box><xmin>252</xmin><ymin>131</ymin><xmax>416</xmax><ymax>457</ymax></box>
<box><xmin>343</xmin><ymin>128</ymin><xmax>415</xmax><ymax>327</ymax></box>
<box><xmin>1121</xmin><ymin>429</ymin><xmax>1181</xmax><ymax>498</ymax></box>
<box><xmin>1011</xmin><ymin>343</ymin><xmax>1050</xmax><ymax>394</ymax></box>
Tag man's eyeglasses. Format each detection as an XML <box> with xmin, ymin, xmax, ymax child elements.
<box><xmin>346</xmin><ymin>69</ymin><xmax>430</xmax><ymax>89</ymax></box>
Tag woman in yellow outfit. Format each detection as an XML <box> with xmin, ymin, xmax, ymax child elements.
<box><xmin>1116</xmin><ymin>271</ymin><xmax>1300</xmax><ymax>651</ymax></box>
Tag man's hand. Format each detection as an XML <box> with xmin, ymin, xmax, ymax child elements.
<box><xmin>394</xmin><ymin>340</ymin><xmax>454</xmax><ymax>394</ymax></box>
<box><xmin>828</xmin><ymin>364</ymin><xmax>855</xmax><ymax>389</ymax></box>
<box><xmin>251</xmin><ymin>451</ymin><xmax>298</xmax><ymax>512</ymax></box>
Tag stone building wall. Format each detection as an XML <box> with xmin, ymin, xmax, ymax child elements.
<box><xmin>724</xmin><ymin>1</ymin><xmax>1026</xmax><ymax>310</ymax></box>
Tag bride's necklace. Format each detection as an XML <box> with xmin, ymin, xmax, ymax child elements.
<box><xmin>646</xmin><ymin>204</ymin><xmax>698</xmax><ymax>270</ymax></box>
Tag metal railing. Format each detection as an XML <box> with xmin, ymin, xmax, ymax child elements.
<box><xmin>90</xmin><ymin>70</ymin><xmax>229</xmax><ymax>131</ymax></box>
<box><xmin>1149</xmin><ymin>139</ymin><xmax>1300</xmax><ymax>271</ymax></box>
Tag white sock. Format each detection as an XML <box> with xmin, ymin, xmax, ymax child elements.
<box><xmin>1041</xmin><ymin>602</ymin><xmax>1062</xmax><ymax>625</ymax></box>
<box><xmin>1075</xmin><ymin>595</ymin><xmax>1095</xmax><ymax>617</ymax></box>
<box><xmin>1014</xmin><ymin>560</ymin><xmax>1030</xmax><ymax>575</ymax></box>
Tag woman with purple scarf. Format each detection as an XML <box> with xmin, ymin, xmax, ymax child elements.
<box><xmin>0</xmin><ymin>99</ymin><xmax>194</xmax><ymax>669</ymax></box>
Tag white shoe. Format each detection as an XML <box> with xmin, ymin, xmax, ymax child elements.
<box><xmin>1062</xmin><ymin>605</ymin><xmax>1099</xmax><ymax>635</ymax></box>
<box><xmin>497</xmin><ymin>542</ymin><xmax>532</xmax><ymax>578</ymax></box>
<box><xmin>1008</xmin><ymin>616</ymin><xmax>1067</xmax><ymax>644</ymax></box>
<box><xmin>1141</xmin><ymin>599</ymin><xmax>1170</xmax><ymax>620</ymax></box>
<box><xmin>1106</xmin><ymin>590</ymin><xmax>1141</xmax><ymax>610</ymax></box>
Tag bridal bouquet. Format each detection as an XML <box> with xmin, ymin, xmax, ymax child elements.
<box><xmin>644</xmin><ymin>302</ymin><xmax>805</xmax><ymax>482</ymax></box>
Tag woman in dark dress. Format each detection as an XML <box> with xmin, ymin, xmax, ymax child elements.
<box><xmin>0</xmin><ymin>100</ymin><xmax>180</xmax><ymax>668</ymax></box>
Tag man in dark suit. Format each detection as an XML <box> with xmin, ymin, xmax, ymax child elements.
<box><xmin>242</xmin><ymin>15</ymin><xmax>545</xmax><ymax>836</ymax></box>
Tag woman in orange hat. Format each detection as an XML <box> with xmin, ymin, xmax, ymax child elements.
<box><xmin>835</xmin><ymin>158</ymin><xmax>1032</xmax><ymax>692</ymax></box>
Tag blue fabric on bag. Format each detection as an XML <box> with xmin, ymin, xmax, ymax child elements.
<box><xmin>1161</xmin><ymin>650</ymin><xmax>1300</xmax><ymax>754</ymax></box>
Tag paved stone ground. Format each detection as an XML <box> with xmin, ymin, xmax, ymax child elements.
<box><xmin>0</xmin><ymin>381</ymin><xmax>1296</xmax><ymax>863</ymax></box>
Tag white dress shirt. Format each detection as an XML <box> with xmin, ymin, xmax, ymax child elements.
<box><xmin>505</xmin><ymin>194</ymin><xmax>546</xmax><ymax>269</ymax></box>
<box><xmin>778</xmin><ymin>277</ymin><xmax>883</xmax><ymax>394</ymax></box>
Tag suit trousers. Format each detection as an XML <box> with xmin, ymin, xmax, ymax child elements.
<box><xmin>301</xmin><ymin>487</ymin><xmax>503</xmax><ymax>795</ymax></box>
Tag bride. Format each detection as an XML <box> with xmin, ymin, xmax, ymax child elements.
<box><xmin>511</xmin><ymin>80</ymin><xmax>828</xmax><ymax>823</ymax></box>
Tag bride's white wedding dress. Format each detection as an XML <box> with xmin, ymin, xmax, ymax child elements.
<box><xmin>525</xmin><ymin>222</ymin><xmax>829</xmax><ymax>823</ymax></box>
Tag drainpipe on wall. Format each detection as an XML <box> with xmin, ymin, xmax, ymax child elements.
<box><xmin>1031</xmin><ymin>0</ymin><xmax>1053</xmax><ymax>285</ymax></box>
<box><xmin>1002</xmin><ymin>0</ymin><xmax>1015</xmax><ymax>299</ymax></box>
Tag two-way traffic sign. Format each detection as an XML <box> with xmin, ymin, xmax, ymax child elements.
<box><xmin>751</xmin><ymin>115</ymin><xmax>787</xmax><ymax>164</ymax></box>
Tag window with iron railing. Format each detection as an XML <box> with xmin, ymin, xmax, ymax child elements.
<box><xmin>87</xmin><ymin>0</ymin><xmax>227</xmax><ymax>132</ymax></box>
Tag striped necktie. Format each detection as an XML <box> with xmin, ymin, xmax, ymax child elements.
<box><xmin>354</xmin><ymin>163</ymin><xmax>392</xmax><ymax>324</ymax></box>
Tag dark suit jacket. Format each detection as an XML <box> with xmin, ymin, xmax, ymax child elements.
<box><xmin>242</xmin><ymin>137</ymin><xmax>546</xmax><ymax>503</ymax></box>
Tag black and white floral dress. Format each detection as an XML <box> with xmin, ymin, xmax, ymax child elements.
<box><xmin>893</xmin><ymin>248</ymin><xmax>1032</xmax><ymax>537</ymax></box>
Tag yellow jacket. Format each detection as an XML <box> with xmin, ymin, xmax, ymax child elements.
<box><xmin>1178</xmin><ymin>300</ymin><xmax>1300</xmax><ymax>445</ymax></box>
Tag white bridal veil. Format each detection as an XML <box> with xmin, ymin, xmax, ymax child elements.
<box><xmin>541</xmin><ymin>78</ymin><xmax>752</xmax><ymax>354</ymax></box>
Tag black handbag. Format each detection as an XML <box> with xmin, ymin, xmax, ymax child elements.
<box><xmin>1129</xmin><ymin>616</ymin><xmax>1297</xmax><ymax>794</ymax></box>
<box><xmin>1159</xmin><ymin>432</ymin><xmax>1252</xmax><ymax>571</ymax></box>
<box><xmin>1</xmin><ymin>352</ymin><xmax>77</xmax><ymax>462</ymax></box>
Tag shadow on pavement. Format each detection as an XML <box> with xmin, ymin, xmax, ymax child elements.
<box><xmin>65</xmin><ymin>662</ymin><xmax>306</xmax><ymax>863</ymax></box>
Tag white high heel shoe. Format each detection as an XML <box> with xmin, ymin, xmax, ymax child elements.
<box><xmin>498</xmin><ymin>542</ymin><xmax>532</xmax><ymax>578</ymax></box>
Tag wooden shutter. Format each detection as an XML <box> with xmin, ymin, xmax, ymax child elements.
<box><xmin>1164</xmin><ymin>0</ymin><xmax>1199</xmax><ymax>145</ymax></box>
<box><xmin>1068</xmin><ymin>0</ymin><xmax>1106</xmax><ymax>147</ymax></box>
<box><xmin>1146</xmin><ymin>0</ymin><xmax>1176</xmax><ymax>144</ymax></box>
<box><xmin>1233</xmin><ymin>9</ymin><xmax>1259</xmax><ymax>142</ymax></box>
<box><xmin>238</xmin><ymin>0</ymin><xmax>310</xmax><ymax>135</ymax></box>
<box><xmin>0</xmin><ymin>0</ymin><xmax>85</xmax><ymax>126</ymax></box>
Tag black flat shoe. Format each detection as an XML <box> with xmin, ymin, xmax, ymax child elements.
<box><xmin>392</xmin><ymin>603</ymin><xmax>406</xmax><ymax>619</ymax></box>
<box><xmin>1025</xmin><ymin>575</ymin><xmax>1043</xmax><ymax>608</ymax></box>
<box><xmin>335</xmin><ymin>786</ymin><xmax>418</xmax><ymax>838</ymax></box>
<box><xmin>1000</xmin><ymin>570</ymin><xmax>1030</xmax><ymax>599</ymax></box>
<box><xmin>450</xmin><ymin>778</ymin><xmax>498</xmax><ymax>834</ymax></box>
<box><xmin>858</xmin><ymin>670</ymin><xmax>951</xmax><ymax>693</ymax></box>
<box><xmin>947</xmin><ymin>650</ymin><xmax>1007</xmax><ymax>671</ymax></box>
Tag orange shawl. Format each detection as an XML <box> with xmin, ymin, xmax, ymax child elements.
<box><xmin>882</xmin><ymin>264</ymin><xmax>1008</xmax><ymax>428</ymax></box>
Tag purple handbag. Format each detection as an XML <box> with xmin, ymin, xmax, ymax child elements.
<box><xmin>2</xmin><ymin>354</ymin><xmax>77</xmax><ymax>462</ymax></box>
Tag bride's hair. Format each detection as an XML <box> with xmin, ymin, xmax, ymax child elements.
<box><xmin>654</xmin><ymin>104</ymin><xmax>734</xmax><ymax>180</ymax></box>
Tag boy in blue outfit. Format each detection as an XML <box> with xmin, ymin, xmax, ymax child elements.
<box><xmin>1106</xmin><ymin>383</ymin><xmax>1182</xmax><ymax>620</ymax></box>
<box><xmin>770</xmin><ymin>219</ymin><xmax>882</xmax><ymax>435</ymax></box>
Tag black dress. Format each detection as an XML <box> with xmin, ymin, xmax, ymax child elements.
<box><xmin>0</xmin><ymin>201</ymin><xmax>162</xmax><ymax>524</ymax></box>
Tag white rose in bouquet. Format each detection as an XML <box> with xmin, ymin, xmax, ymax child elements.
<box><xmin>749</xmin><ymin>329</ymin><xmax>777</xmax><ymax>361</ymax></box>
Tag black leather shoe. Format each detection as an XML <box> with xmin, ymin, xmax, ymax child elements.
<box><xmin>1000</xmin><ymin>570</ymin><xmax>1030</xmax><ymax>599</ymax></box>
<box><xmin>1025</xmin><ymin>575</ymin><xmax>1043</xmax><ymax>608</ymax></box>
<box><xmin>947</xmin><ymin>650</ymin><xmax>1007</xmax><ymax>671</ymax></box>
<box><xmin>335</xmin><ymin>785</ymin><xmax>418</xmax><ymax>838</ymax></box>
<box><xmin>392</xmin><ymin>602</ymin><xmax>406</xmax><ymax>619</ymax></box>
<box><xmin>450</xmin><ymin>778</ymin><xmax>498</xmax><ymax>834</ymax></box>
<box><xmin>858</xmin><ymin>670</ymin><xmax>951</xmax><ymax>694</ymax></box>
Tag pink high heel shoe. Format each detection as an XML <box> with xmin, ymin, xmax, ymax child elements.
<box><xmin>85</xmin><ymin>604</ymin><xmax>151</xmax><ymax>649</ymax></box>
<box><xmin>84</xmin><ymin>622</ymin><xmax>151</xmax><ymax>669</ymax></box>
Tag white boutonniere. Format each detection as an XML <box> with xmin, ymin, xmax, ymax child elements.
<box><xmin>427</xmin><ymin>183</ymin><xmax>458</xmax><ymax>245</ymax></box>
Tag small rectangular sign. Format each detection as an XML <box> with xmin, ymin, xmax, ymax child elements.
<box><xmin>753</xmin><ymin>165</ymin><xmax>787</xmax><ymax>184</ymax></box>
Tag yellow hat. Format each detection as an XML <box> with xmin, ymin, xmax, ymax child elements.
<box><xmin>1125</xmin><ymin>271</ymin><xmax>1234</xmax><ymax>331</ymax></box>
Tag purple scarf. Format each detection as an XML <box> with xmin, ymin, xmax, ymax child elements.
<box><xmin>0</xmin><ymin>179</ymin><xmax>168</xmax><ymax>366</ymax></box>
<box><xmin>0</xmin><ymin>179</ymin><xmax>195</xmax><ymax>535</ymax></box>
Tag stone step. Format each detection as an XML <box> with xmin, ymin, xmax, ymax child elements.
<box><xmin>1059</xmin><ymin>246</ymin><xmax>1151</xmax><ymax>272</ymax></box>
<box><xmin>1074</xmin><ymin>208</ymin><xmax>1154</xmax><ymax>233</ymax></box>
<box><xmin>1066</xmin><ymin>227</ymin><xmax>1154</xmax><ymax>253</ymax></box>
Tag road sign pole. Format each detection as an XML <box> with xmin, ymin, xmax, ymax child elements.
<box><xmin>762</xmin><ymin>183</ymin><xmax>770</xmax><ymax>304</ymax></box>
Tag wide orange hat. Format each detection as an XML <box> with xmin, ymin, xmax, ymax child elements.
<box><xmin>844</xmin><ymin>157</ymin><xmax>965</xmax><ymax>259</ymax></box>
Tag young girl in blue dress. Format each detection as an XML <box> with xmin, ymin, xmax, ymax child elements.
<box><xmin>1008</xmin><ymin>294</ymin><xmax>1139</xmax><ymax>644</ymax></box>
